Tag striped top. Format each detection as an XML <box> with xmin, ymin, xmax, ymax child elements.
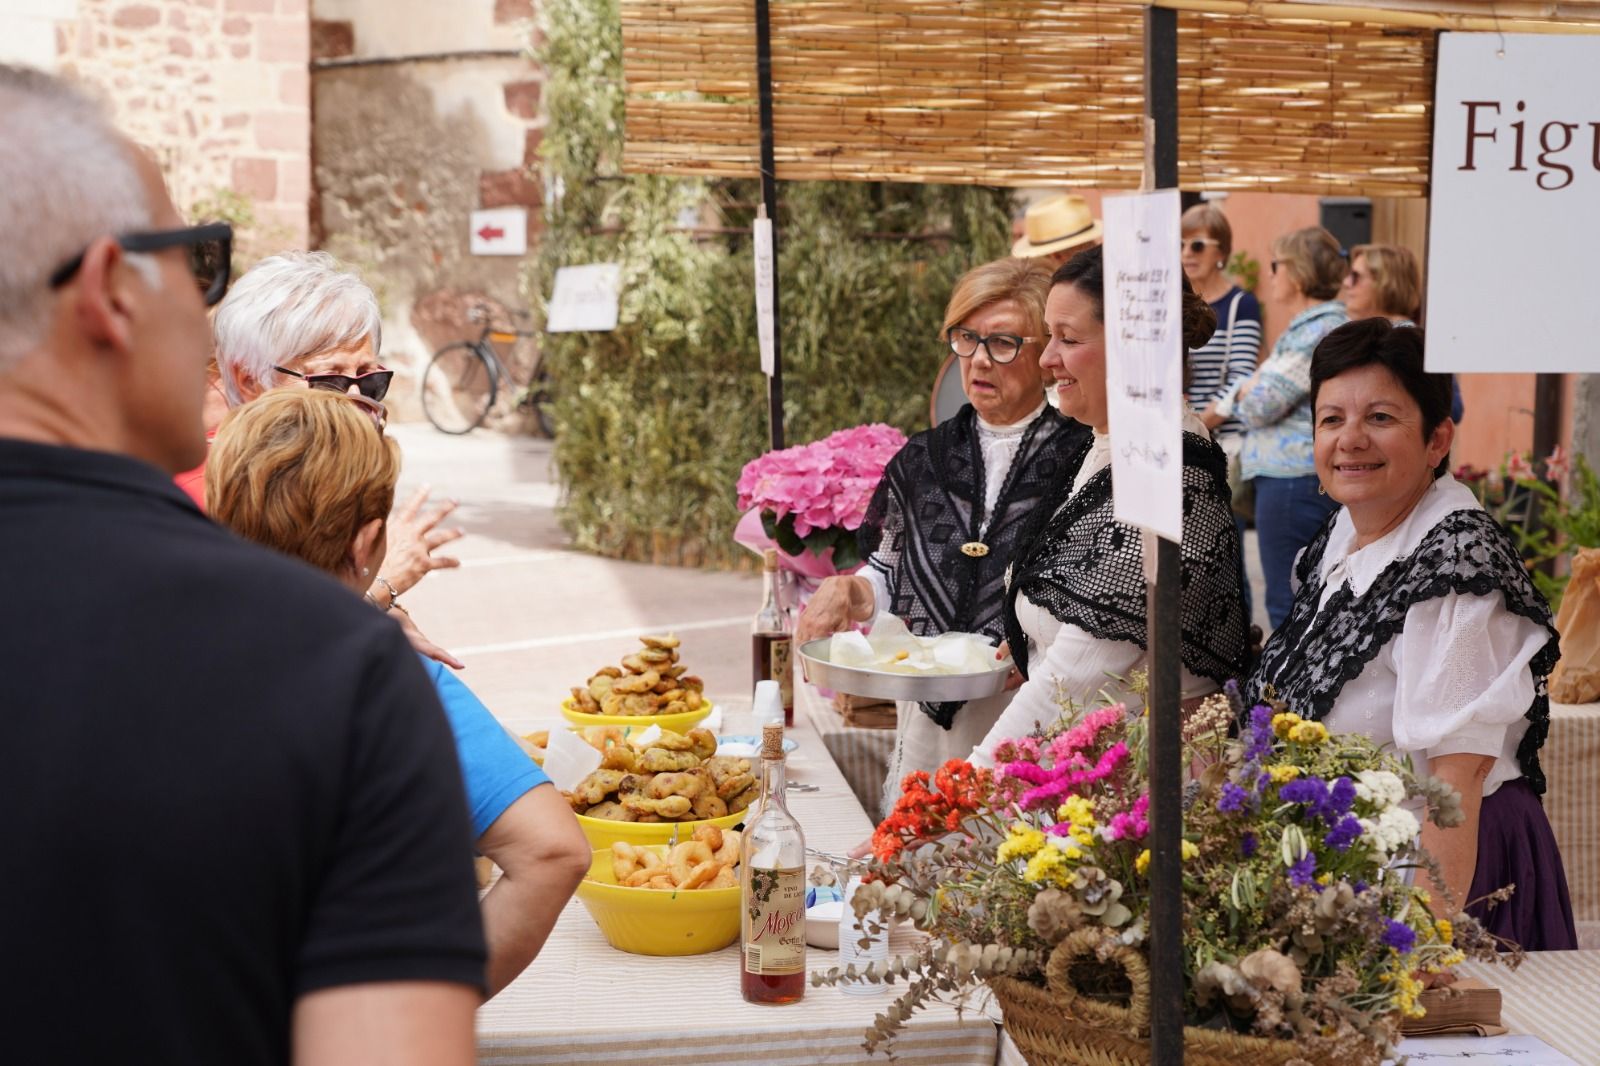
<box><xmin>1185</xmin><ymin>286</ymin><xmax>1261</xmax><ymax>440</ymax></box>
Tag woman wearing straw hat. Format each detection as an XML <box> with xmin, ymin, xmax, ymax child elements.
<box><xmin>1011</xmin><ymin>193</ymin><xmax>1104</xmax><ymax>267</ymax></box>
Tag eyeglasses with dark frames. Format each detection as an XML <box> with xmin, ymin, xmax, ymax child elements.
<box><xmin>48</xmin><ymin>222</ymin><xmax>233</xmax><ymax>307</ymax></box>
<box><xmin>274</xmin><ymin>365</ymin><xmax>394</xmax><ymax>402</ymax></box>
<box><xmin>946</xmin><ymin>325</ymin><xmax>1041</xmax><ymax>365</ymax></box>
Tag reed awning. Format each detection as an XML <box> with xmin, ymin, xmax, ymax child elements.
<box><xmin>620</xmin><ymin>0</ymin><xmax>1600</xmax><ymax>196</ymax></box>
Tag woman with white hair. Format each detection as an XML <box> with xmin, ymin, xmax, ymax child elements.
<box><xmin>175</xmin><ymin>252</ymin><xmax>464</xmax><ymax>659</ymax></box>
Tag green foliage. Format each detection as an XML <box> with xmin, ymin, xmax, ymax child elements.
<box><xmin>527</xmin><ymin>0</ymin><xmax>1013</xmax><ymax>567</ymax></box>
<box><xmin>1226</xmin><ymin>250</ymin><xmax>1261</xmax><ymax>295</ymax></box>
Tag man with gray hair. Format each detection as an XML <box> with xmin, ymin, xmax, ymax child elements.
<box><xmin>0</xmin><ymin>64</ymin><xmax>485</xmax><ymax>1066</ymax></box>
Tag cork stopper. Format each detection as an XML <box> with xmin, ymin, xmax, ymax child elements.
<box><xmin>761</xmin><ymin>722</ymin><xmax>785</xmax><ymax>760</ymax></box>
<box><xmin>762</xmin><ymin>548</ymin><xmax>779</xmax><ymax>572</ymax></box>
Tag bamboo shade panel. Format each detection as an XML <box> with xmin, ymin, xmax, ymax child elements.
<box><xmin>621</xmin><ymin>0</ymin><xmax>1595</xmax><ymax>196</ymax></box>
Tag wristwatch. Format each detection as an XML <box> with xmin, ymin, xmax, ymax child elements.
<box><xmin>375</xmin><ymin>576</ymin><xmax>403</xmax><ymax>612</ymax></box>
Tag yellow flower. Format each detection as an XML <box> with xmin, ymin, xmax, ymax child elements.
<box><xmin>1393</xmin><ymin>971</ymin><xmax>1425</xmax><ymax>1018</ymax></box>
<box><xmin>996</xmin><ymin>823</ymin><xmax>1046</xmax><ymax>863</ymax></box>
<box><xmin>1267</xmin><ymin>764</ymin><xmax>1302</xmax><ymax>784</ymax></box>
<box><xmin>1288</xmin><ymin>721</ymin><xmax>1329</xmax><ymax>745</ymax></box>
<box><xmin>1069</xmin><ymin>825</ymin><xmax>1096</xmax><ymax>849</ymax></box>
<box><xmin>1180</xmin><ymin>840</ymin><xmax>1200</xmax><ymax>862</ymax></box>
<box><xmin>1023</xmin><ymin>848</ymin><xmax>1072</xmax><ymax>887</ymax></box>
<box><xmin>1057</xmin><ymin>795</ymin><xmax>1097</xmax><ymax>827</ymax></box>
<box><xmin>1136</xmin><ymin>849</ymin><xmax>1151</xmax><ymax>875</ymax></box>
<box><xmin>1435</xmin><ymin>919</ymin><xmax>1454</xmax><ymax>944</ymax></box>
<box><xmin>1272</xmin><ymin>712</ymin><xmax>1302</xmax><ymax>739</ymax></box>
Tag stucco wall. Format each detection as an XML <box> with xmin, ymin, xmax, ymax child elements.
<box><xmin>311</xmin><ymin>0</ymin><xmax>542</xmax><ymax>420</ymax></box>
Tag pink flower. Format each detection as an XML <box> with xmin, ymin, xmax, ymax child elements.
<box><xmin>1452</xmin><ymin>464</ymin><xmax>1486</xmax><ymax>483</ymax></box>
<box><xmin>736</xmin><ymin>423</ymin><xmax>908</xmax><ymax>533</ymax></box>
<box><xmin>1105</xmin><ymin>793</ymin><xmax>1150</xmax><ymax>841</ymax></box>
<box><xmin>1001</xmin><ymin>741</ymin><xmax>1131</xmax><ymax>811</ymax></box>
<box><xmin>1544</xmin><ymin>445</ymin><xmax>1571</xmax><ymax>484</ymax></box>
<box><xmin>1505</xmin><ymin>452</ymin><xmax>1535</xmax><ymax>482</ymax></box>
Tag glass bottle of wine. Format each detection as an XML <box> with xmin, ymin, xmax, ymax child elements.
<box><xmin>751</xmin><ymin>549</ymin><xmax>794</xmax><ymax>726</ymax></box>
<box><xmin>739</xmin><ymin>723</ymin><xmax>806</xmax><ymax>1004</ymax></box>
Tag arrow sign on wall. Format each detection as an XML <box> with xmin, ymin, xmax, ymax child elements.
<box><xmin>470</xmin><ymin>208</ymin><xmax>527</xmax><ymax>256</ymax></box>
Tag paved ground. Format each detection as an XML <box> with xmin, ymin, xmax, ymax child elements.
<box><xmin>390</xmin><ymin>423</ymin><xmax>1268</xmax><ymax>733</ymax></box>
<box><xmin>389</xmin><ymin>423</ymin><xmax>762</xmax><ymax>734</ymax></box>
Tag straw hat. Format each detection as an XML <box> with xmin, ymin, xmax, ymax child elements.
<box><xmin>1011</xmin><ymin>193</ymin><xmax>1104</xmax><ymax>259</ymax></box>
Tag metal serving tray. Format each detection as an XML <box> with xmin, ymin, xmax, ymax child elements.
<box><xmin>798</xmin><ymin>637</ymin><xmax>1013</xmax><ymax>703</ymax></box>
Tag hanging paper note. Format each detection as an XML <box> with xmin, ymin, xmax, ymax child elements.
<box><xmin>754</xmin><ymin>209</ymin><xmax>776</xmax><ymax>376</ymax></box>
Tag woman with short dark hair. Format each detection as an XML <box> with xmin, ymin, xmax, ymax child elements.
<box><xmin>1247</xmin><ymin>318</ymin><xmax>1576</xmax><ymax>950</ymax></box>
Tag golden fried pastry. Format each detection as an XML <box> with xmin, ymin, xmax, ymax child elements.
<box><xmin>652</xmin><ymin>679</ymin><xmax>674</xmax><ymax>695</ymax></box>
<box><xmin>640</xmin><ymin>634</ymin><xmax>681</xmax><ymax>650</ymax></box>
<box><xmin>712</xmin><ymin>828</ymin><xmax>742</xmax><ymax>866</ymax></box>
<box><xmin>662</xmin><ymin>664</ymin><xmax>688</xmax><ymax>680</ymax></box>
<box><xmin>678</xmin><ymin>675</ymin><xmax>704</xmax><ymax>692</ymax></box>
<box><xmin>666</xmin><ymin>840</ymin><xmax>715</xmax><ymax>884</ymax></box>
<box><xmin>571</xmin><ymin>686</ymin><xmax>600</xmax><ymax>713</ymax></box>
<box><xmin>690</xmin><ymin>793</ymin><xmax>729</xmax><ymax>820</ymax></box>
<box><xmin>727</xmin><ymin>782</ymin><xmax>760</xmax><ymax>813</ymax></box>
<box><xmin>611</xmin><ymin>670</ymin><xmax>660</xmax><ymax>695</ymax></box>
<box><xmin>599</xmin><ymin>746</ymin><xmax>639</xmax><ymax>772</ymax></box>
<box><xmin>639</xmin><ymin>730</ymin><xmax>694</xmax><ymax>752</ymax></box>
<box><xmin>639</xmin><ymin>747</ymin><xmax>700</xmax><ymax>773</ymax></box>
<box><xmin>620</xmin><ymin>793</ymin><xmax>693</xmax><ymax>818</ymax></box>
<box><xmin>644</xmin><ymin>771</ymin><xmax>704</xmax><ymax>801</ymax></box>
<box><xmin>611</xmin><ymin>841</ymin><xmax>645</xmax><ymax>879</ymax></box>
<box><xmin>581</xmin><ymin>726</ymin><xmax>625</xmax><ymax>750</ymax></box>
<box><xmin>678</xmin><ymin>860</ymin><xmax>721</xmax><ymax>889</ymax></box>
<box><xmin>685</xmin><ymin>727</ymin><xmax>718</xmax><ymax>761</ymax></box>
<box><xmin>592</xmin><ymin>666</ymin><xmax>623</xmax><ymax>680</ymax></box>
<box><xmin>709</xmin><ymin>866</ymin><xmax>737</xmax><ymax>889</ymax></box>
<box><xmin>584</xmin><ymin>801</ymin><xmax>636</xmax><ymax>822</ymax></box>
<box><xmin>569</xmin><ymin>768</ymin><xmax>629</xmax><ymax>808</ymax></box>
<box><xmin>619</xmin><ymin>653</ymin><xmax>650</xmax><ymax>674</ymax></box>
<box><xmin>638</xmin><ymin>647</ymin><xmax>673</xmax><ymax>666</ymax></box>
<box><xmin>658</xmin><ymin>688</ymin><xmax>686</xmax><ymax>706</ymax></box>
<box><xmin>522</xmin><ymin>730</ymin><xmax>550</xmax><ymax>748</ymax></box>
<box><xmin>587</xmin><ymin>675</ymin><xmax>615</xmax><ymax>703</ymax></box>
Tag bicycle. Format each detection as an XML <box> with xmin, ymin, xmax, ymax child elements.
<box><xmin>421</xmin><ymin>305</ymin><xmax>555</xmax><ymax>436</ymax></box>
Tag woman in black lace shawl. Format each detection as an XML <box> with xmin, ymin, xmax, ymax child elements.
<box><xmin>1244</xmin><ymin>319</ymin><xmax>1574</xmax><ymax>950</ymax></box>
<box><xmin>968</xmin><ymin>246</ymin><xmax>1249</xmax><ymax>766</ymax></box>
<box><xmin>796</xmin><ymin>258</ymin><xmax>1089</xmax><ymax>813</ymax></box>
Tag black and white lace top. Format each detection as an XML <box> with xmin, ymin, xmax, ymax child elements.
<box><xmin>1246</xmin><ymin>475</ymin><xmax>1561</xmax><ymax>795</ymax></box>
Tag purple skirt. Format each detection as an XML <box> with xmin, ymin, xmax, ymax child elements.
<box><xmin>1465</xmin><ymin>778</ymin><xmax>1578</xmax><ymax>951</ymax></box>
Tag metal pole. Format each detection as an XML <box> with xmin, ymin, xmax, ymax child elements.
<box><xmin>754</xmin><ymin>0</ymin><xmax>785</xmax><ymax>451</ymax></box>
<box><xmin>1144</xmin><ymin>6</ymin><xmax>1185</xmax><ymax>1066</ymax></box>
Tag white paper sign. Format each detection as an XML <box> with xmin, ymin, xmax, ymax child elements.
<box><xmin>546</xmin><ymin>263</ymin><xmax>621</xmax><ymax>333</ymax></box>
<box><xmin>469</xmin><ymin>207</ymin><xmax>528</xmax><ymax>256</ymax></box>
<box><xmin>1427</xmin><ymin>33</ymin><xmax>1600</xmax><ymax>373</ymax></box>
<box><xmin>1102</xmin><ymin>189</ymin><xmax>1184</xmax><ymax>542</ymax></box>
<box><xmin>1387</xmin><ymin>1033</ymin><xmax>1579</xmax><ymax>1065</ymax></box>
<box><xmin>753</xmin><ymin>214</ymin><xmax>776</xmax><ymax>376</ymax></box>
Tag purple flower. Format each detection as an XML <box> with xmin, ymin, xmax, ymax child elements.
<box><xmin>1287</xmin><ymin>853</ymin><xmax>1317</xmax><ymax>888</ymax></box>
<box><xmin>1324</xmin><ymin>815</ymin><xmax>1363</xmax><ymax>852</ymax></box>
<box><xmin>1218</xmin><ymin>782</ymin><xmax>1251</xmax><ymax>814</ymax></box>
<box><xmin>1353</xmin><ymin>880</ymin><xmax>1369</xmax><ymax>894</ymax></box>
<box><xmin>1246</xmin><ymin>704</ymin><xmax>1275</xmax><ymax>761</ymax></box>
<box><xmin>1381</xmin><ymin>919</ymin><xmax>1417</xmax><ymax>954</ymax></box>
<box><xmin>1328</xmin><ymin>776</ymin><xmax>1357</xmax><ymax>817</ymax></box>
<box><xmin>1240</xmin><ymin>831</ymin><xmax>1258</xmax><ymax>858</ymax></box>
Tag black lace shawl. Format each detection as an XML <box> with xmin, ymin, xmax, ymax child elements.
<box><xmin>1244</xmin><ymin>508</ymin><xmax>1561</xmax><ymax>794</ymax></box>
<box><xmin>1002</xmin><ymin>432</ymin><xmax>1249</xmax><ymax>687</ymax></box>
<box><xmin>857</xmin><ymin>403</ymin><xmax>1090</xmax><ymax>728</ymax></box>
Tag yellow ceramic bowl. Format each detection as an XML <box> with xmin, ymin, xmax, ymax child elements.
<box><xmin>574</xmin><ymin>846</ymin><xmax>740</xmax><ymax>956</ymax></box>
<box><xmin>560</xmin><ymin>697</ymin><xmax>712</xmax><ymax>735</ymax></box>
<box><xmin>575</xmin><ymin>805</ymin><xmax>746</xmax><ymax>851</ymax></box>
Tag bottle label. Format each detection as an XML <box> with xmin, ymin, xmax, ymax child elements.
<box><xmin>769</xmin><ymin>638</ymin><xmax>793</xmax><ymax>708</ymax></box>
<box><xmin>743</xmin><ymin>865</ymin><xmax>805</xmax><ymax>975</ymax></box>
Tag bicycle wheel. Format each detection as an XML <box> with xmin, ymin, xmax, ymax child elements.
<box><xmin>523</xmin><ymin>363</ymin><xmax>556</xmax><ymax>439</ymax></box>
<box><xmin>422</xmin><ymin>342</ymin><xmax>498</xmax><ymax>435</ymax></box>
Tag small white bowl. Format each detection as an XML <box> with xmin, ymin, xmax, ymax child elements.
<box><xmin>805</xmin><ymin>900</ymin><xmax>845</xmax><ymax>949</ymax></box>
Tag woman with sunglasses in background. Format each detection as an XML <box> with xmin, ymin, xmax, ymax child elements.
<box><xmin>796</xmin><ymin>257</ymin><xmax>1089</xmax><ymax>814</ymax></box>
<box><xmin>1212</xmin><ymin>226</ymin><xmax>1349</xmax><ymax>630</ymax></box>
<box><xmin>207</xmin><ymin>388</ymin><xmax>593</xmax><ymax>996</ymax></box>
<box><xmin>1340</xmin><ymin>243</ymin><xmax>1464</xmax><ymax>424</ymax></box>
<box><xmin>180</xmin><ymin>251</ymin><xmax>465</xmax><ymax>664</ymax></box>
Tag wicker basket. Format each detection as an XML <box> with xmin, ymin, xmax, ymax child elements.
<box><xmin>988</xmin><ymin>929</ymin><xmax>1381</xmax><ymax>1066</ymax></box>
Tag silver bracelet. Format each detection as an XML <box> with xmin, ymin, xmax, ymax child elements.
<box><xmin>374</xmin><ymin>575</ymin><xmax>401</xmax><ymax>612</ymax></box>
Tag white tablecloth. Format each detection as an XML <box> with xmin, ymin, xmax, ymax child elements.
<box><xmin>1546</xmin><ymin>701</ymin><xmax>1600</xmax><ymax>949</ymax></box>
<box><xmin>477</xmin><ymin>704</ymin><xmax>996</xmax><ymax>1065</ymax></box>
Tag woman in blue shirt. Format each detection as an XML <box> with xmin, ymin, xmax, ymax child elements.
<box><xmin>1215</xmin><ymin>226</ymin><xmax>1350</xmax><ymax>629</ymax></box>
<box><xmin>206</xmin><ymin>388</ymin><xmax>592</xmax><ymax>999</ymax></box>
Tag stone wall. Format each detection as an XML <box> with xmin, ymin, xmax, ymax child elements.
<box><xmin>311</xmin><ymin>0</ymin><xmax>543</xmax><ymax>420</ymax></box>
<box><xmin>9</xmin><ymin>0</ymin><xmax>313</xmax><ymax>252</ymax></box>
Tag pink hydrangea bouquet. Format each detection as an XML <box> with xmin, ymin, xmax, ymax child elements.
<box><xmin>734</xmin><ymin>423</ymin><xmax>906</xmax><ymax>574</ymax></box>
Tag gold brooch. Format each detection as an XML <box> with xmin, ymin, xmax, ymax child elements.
<box><xmin>960</xmin><ymin>542</ymin><xmax>990</xmax><ymax>558</ymax></box>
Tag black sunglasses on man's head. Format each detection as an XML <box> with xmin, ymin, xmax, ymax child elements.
<box><xmin>48</xmin><ymin>222</ymin><xmax>233</xmax><ymax>307</ymax></box>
